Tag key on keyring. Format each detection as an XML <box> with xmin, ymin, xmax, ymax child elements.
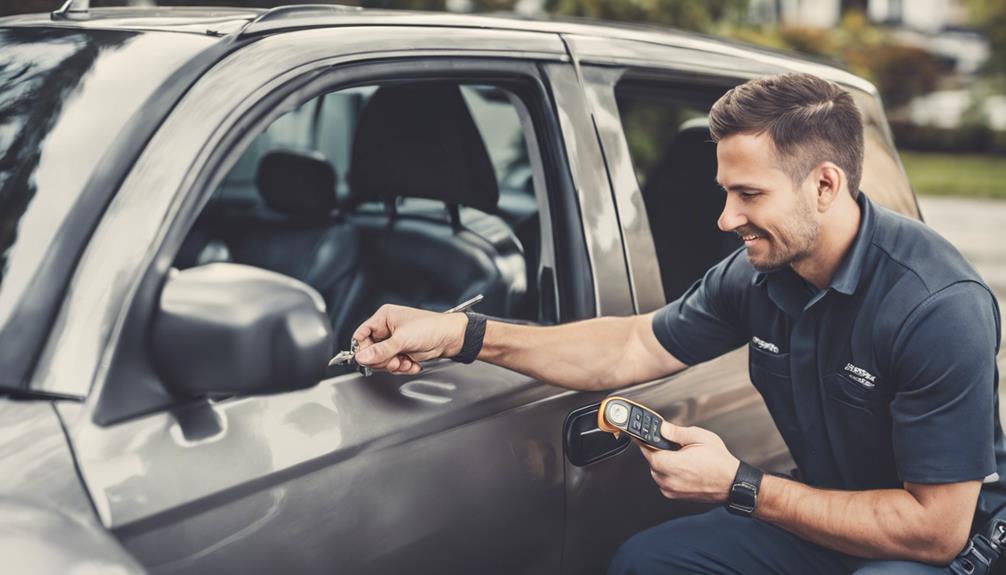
<box><xmin>328</xmin><ymin>338</ymin><xmax>372</xmax><ymax>376</ymax></box>
<box><xmin>327</xmin><ymin>294</ymin><xmax>485</xmax><ymax>376</ymax></box>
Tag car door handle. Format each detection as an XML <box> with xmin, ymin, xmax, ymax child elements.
<box><xmin>564</xmin><ymin>402</ymin><xmax>631</xmax><ymax>466</ymax></box>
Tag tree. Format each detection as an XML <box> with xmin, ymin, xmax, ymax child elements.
<box><xmin>969</xmin><ymin>0</ymin><xmax>1006</xmax><ymax>77</ymax></box>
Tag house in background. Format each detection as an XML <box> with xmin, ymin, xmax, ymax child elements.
<box><xmin>749</xmin><ymin>0</ymin><xmax>997</xmax><ymax>129</ymax></box>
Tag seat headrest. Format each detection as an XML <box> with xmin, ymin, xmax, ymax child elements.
<box><xmin>255</xmin><ymin>149</ymin><xmax>338</xmax><ymax>217</ymax></box>
<box><xmin>672</xmin><ymin>119</ymin><xmax>715</xmax><ymax>158</ymax></box>
<box><xmin>348</xmin><ymin>83</ymin><xmax>499</xmax><ymax>213</ymax></box>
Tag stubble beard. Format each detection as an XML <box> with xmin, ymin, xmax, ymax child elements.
<box><xmin>746</xmin><ymin>196</ymin><xmax>819</xmax><ymax>273</ymax></box>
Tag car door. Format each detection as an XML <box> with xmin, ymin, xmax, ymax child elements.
<box><xmin>558</xmin><ymin>34</ymin><xmax>804</xmax><ymax>573</ymax></box>
<box><xmin>35</xmin><ymin>25</ymin><xmax>634</xmax><ymax>574</ymax></box>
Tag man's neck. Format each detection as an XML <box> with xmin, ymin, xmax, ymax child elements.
<box><xmin>791</xmin><ymin>194</ymin><xmax>862</xmax><ymax>290</ymax></box>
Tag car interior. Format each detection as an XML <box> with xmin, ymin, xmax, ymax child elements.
<box><xmin>174</xmin><ymin>81</ymin><xmax>542</xmax><ymax>370</ymax></box>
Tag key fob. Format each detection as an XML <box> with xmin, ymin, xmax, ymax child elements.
<box><xmin>598</xmin><ymin>396</ymin><xmax>681</xmax><ymax>451</ymax></box>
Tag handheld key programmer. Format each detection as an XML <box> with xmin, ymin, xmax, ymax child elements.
<box><xmin>598</xmin><ymin>397</ymin><xmax>681</xmax><ymax>451</ymax></box>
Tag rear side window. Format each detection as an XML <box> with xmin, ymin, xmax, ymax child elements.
<box><xmin>176</xmin><ymin>80</ymin><xmax>548</xmax><ymax>363</ymax></box>
<box><xmin>614</xmin><ymin>78</ymin><xmax>917</xmax><ymax>305</ymax></box>
<box><xmin>614</xmin><ymin>81</ymin><xmax>741</xmax><ymax>303</ymax></box>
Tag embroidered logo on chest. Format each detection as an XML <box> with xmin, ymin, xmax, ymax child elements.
<box><xmin>751</xmin><ymin>336</ymin><xmax>780</xmax><ymax>354</ymax></box>
<box><xmin>843</xmin><ymin>363</ymin><xmax>877</xmax><ymax>388</ymax></box>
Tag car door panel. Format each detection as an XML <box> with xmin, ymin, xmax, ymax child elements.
<box><xmin>67</xmin><ymin>362</ymin><xmax>570</xmax><ymax>573</ymax></box>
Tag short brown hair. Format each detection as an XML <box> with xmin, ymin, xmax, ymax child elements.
<box><xmin>709</xmin><ymin>73</ymin><xmax>864</xmax><ymax>198</ymax></box>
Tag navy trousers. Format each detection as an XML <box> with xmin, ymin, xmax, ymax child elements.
<box><xmin>607</xmin><ymin>507</ymin><xmax>950</xmax><ymax>574</ymax></box>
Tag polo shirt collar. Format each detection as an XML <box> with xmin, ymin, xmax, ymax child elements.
<box><xmin>826</xmin><ymin>190</ymin><xmax>874</xmax><ymax>296</ymax></box>
<box><xmin>752</xmin><ymin>191</ymin><xmax>874</xmax><ymax>313</ymax></box>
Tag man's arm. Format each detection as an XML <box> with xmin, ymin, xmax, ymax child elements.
<box><xmin>640</xmin><ymin>423</ymin><xmax>981</xmax><ymax>566</ymax></box>
<box><xmin>755</xmin><ymin>476</ymin><xmax>980</xmax><ymax>565</ymax></box>
<box><xmin>478</xmin><ymin>312</ymin><xmax>687</xmax><ymax>390</ymax></box>
<box><xmin>352</xmin><ymin>306</ymin><xmax>686</xmax><ymax>391</ymax></box>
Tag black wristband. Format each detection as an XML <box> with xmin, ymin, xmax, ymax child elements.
<box><xmin>451</xmin><ymin>312</ymin><xmax>487</xmax><ymax>364</ymax></box>
<box><xmin>726</xmin><ymin>461</ymin><xmax>763</xmax><ymax>517</ymax></box>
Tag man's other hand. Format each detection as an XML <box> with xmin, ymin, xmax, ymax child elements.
<box><xmin>639</xmin><ymin>422</ymin><xmax>741</xmax><ymax>504</ymax></box>
<box><xmin>352</xmin><ymin>304</ymin><xmax>469</xmax><ymax>375</ymax></box>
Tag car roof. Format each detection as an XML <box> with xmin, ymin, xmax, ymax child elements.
<box><xmin>0</xmin><ymin>4</ymin><xmax>876</xmax><ymax>94</ymax></box>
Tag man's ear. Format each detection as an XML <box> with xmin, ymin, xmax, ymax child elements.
<box><xmin>814</xmin><ymin>162</ymin><xmax>844</xmax><ymax>212</ymax></box>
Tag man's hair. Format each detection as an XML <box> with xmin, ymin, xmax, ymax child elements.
<box><xmin>708</xmin><ymin>73</ymin><xmax>865</xmax><ymax>198</ymax></box>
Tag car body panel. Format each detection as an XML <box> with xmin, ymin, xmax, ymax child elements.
<box><xmin>0</xmin><ymin>399</ymin><xmax>143</xmax><ymax>571</ymax></box>
<box><xmin>0</xmin><ymin>399</ymin><xmax>95</xmax><ymax>524</ymax></box>
<box><xmin>65</xmin><ymin>362</ymin><xmax>580</xmax><ymax>573</ymax></box>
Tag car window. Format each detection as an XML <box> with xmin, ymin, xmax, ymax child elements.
<box><xmin>850</xmin><ymin>90</ymin><xmax>919</xmax><ymax>217</ymax></box>
<box><xmin>175</xmin><ymin>80</ymin><xmax>545</xmax><ymax>362</ymax></box>
<box><xmin>0</xmin><ymin>27</ymin><xmax>215</xmax><ymax>388</ymax></box>
<box><xmin>614</xmin><ymin>80</ymin><xmax>742</xmax><ymax>303</ymax></box>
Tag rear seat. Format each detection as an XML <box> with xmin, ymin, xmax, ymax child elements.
<box><xmin>641</xmin><ymin>119</ymin><xmax>741</xmax><ymax>302</ymax></box>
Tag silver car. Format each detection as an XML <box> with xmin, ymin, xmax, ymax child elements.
<box><xmin>0</xmin><ymin>4</ymin><xmax>929</xmax><ymax>573</ymax></box>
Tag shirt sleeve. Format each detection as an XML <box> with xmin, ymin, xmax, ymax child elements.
<box><xmin>651</xmin><ymin>248</ymin><xmax>751</xmax><ymax>366</ymax></box>
<box><xmin>889</xmin><ymin>281</ymin><xmax>1002</xmax><ymax>484</ymax></box>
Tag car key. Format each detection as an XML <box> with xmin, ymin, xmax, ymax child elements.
<box><xmin>598</xmin><ymin>396</ymin><xmax>681</xmax><ymax>451</ymax></box>
<box><xmin>328</xmin><ymin>338</ymin><xmax>373</xmax><ymax>376</ymax></box>
<box><xmin>328</xmin><ymin>294</ymin><xmax>485</xmax><ymax>375</ymax></box>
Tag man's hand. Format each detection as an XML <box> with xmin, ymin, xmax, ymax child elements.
<box><xmin>352</xmin><ymin>304</ymin><xmax>468</xmax><ymax>375</ymax></box>
<box><xmin>639</xmin><ymin>422</ymin><xmax>740</xmax><ymax>504</ymax></box>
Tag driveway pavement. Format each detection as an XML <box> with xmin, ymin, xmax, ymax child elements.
<box><xmin>919</xmin><ymin>196</ymin><xmax>1006</xmax><ymax>301</ymax></box>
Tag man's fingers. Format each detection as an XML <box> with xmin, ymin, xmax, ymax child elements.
<box><xmin>661</xmin><ymin>422</ymin><xmax>716</xmax><ymax>447</ymax></box>
<box><xmin>352</xmin><ymin>309</ymin><xmax>393</xmax><ymax>345</ymax></box>
<box><xmin>356</xmin><ymin>338</ymin><xmax>401</xmax><ymax>366</ymax></box>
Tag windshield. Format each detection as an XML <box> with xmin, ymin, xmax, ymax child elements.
<box><xmin>0</xmin><ymin>27</ymin><xmax>217</xmax><ymax>388</ymax></box>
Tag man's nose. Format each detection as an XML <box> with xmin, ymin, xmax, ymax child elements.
<box><xmin>717</xmin><ymin>196</ymin><xmax>746</xmax><ymax>232</ymax></box>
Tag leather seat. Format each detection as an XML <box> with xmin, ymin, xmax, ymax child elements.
<box><xmin>185</xmin><ymin>149</ymin><xmax>363</xmax><ymax>333</ymax></box>
<box><xmin>339</xmin><ymin>82</ymin><xmax>528</xmax><ymax>347</ymax></box>
<box><xmin>641</xmin><ymin>120</ymin><xmax>741</xmax><ymax>302</ymax></box>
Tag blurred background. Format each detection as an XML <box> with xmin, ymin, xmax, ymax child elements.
<box><xmin>3</xmin><ymin>0</ymin><xmax>1004</xmax><ymax>293</ymax></box>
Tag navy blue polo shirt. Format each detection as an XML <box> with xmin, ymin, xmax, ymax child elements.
<box><xmin>653</xmin><ymin>192</ymin><xmax>1006</xmax><ymax>521</ymax></box>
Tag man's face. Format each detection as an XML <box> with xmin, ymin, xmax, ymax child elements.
<box><xmin>715</xmin><ymin>132</ymin><xmax>819</xmax><ymax>273</ymax></box>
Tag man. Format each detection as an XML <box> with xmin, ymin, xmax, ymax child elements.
<box><xmin>351</xmin><ymin>73</ymin><xmax>1004</xmax><ymax>574</ymax></box>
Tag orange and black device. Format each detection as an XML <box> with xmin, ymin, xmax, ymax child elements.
<box><xmin>598</xmin><ymin>396</ymin><xmax>681</xmax><ymax>451</ymax></box>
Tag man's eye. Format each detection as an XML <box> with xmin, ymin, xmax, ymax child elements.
<box><xmin>740</xmin><ymin>191</ymin><xmax>759</xmax><ymax>199</ymax></box>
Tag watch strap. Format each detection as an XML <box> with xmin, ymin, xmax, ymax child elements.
<box><xmin>726</xmin><ymin>461</ymin><xmax>763</xmax><ymax>517</ymax></box>
<box><xmin>451</xmin><ymin>312</ymin><xmax>487</xmax><ymax>364</ymax></box>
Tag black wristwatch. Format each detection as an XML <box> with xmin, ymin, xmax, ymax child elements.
<box><xmin>726</xmin><ymin>461</ymin><xmax>763</xmax><ymax>517</ymax></box>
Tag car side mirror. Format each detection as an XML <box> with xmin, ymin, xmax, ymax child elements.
<box><xmin>151</xmin><ymin>263</ymin><xmax>333</xmax><ymax>397</ymax></box>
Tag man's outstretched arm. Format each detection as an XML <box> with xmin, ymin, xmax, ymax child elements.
<box><xmin>352</xmin><ymin>306</ymin><xmax>687</xmax><ymax>391</ymax></box>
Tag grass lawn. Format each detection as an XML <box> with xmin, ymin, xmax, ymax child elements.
<box><xmin>899</xmin><ymin>151</ymin><xmax>1006</xmax><ymax>199</ymax></box>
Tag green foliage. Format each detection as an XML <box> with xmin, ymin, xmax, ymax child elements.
<box><xmin>900</xmin><ymin>151</ymin><xmax>1006</xmax><ymax>199</ymax></box>
<box><xmin>969</xmin><ymin>0</ymin><xmax>1006</xmax><ymax>76</ymax></box>
<box><xmin>723</xmin><ymin>11</ymin><xmax>944</xmax><ymax>111</ymax></box>
<box><xmin>891</xmin><ymin>121</ymin><xmax>1006</xmax><ymax>154</ymax></box>
<box><xmin>864</xmin><ymin>45</ymin><xmax>944</xmax><ymax>109</ymax></box>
